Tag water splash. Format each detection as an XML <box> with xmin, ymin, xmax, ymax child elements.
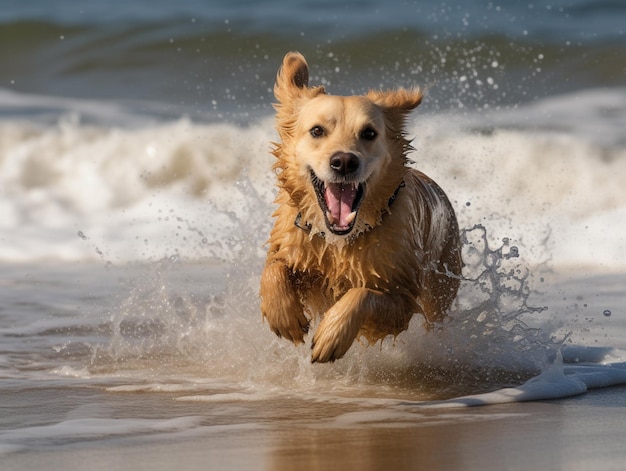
<box><xmin>87</xmin><ymin>179</ymin><xmax>561</xmax><ymax>399</ymax></box>
<box><xmin>433</xmin><ymin>224</ymin><xmax>557</xmax><ymax>374</ymax></box>
<box><xmin>81</xmin><ymin>172</ymin><xmax>556</xmax><ymax>399</ymax></box>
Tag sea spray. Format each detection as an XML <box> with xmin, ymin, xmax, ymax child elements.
<box><xmin>433</xmin><ymin>224</ymin><xmax>556</xmax><ymax>373</ymax></box>
<box><xmin>90</xmin><ymin>176</ymin><xmax>563</xmax><ymax>399</ymax></box>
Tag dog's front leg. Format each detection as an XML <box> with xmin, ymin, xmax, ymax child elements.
<box><xmin>260</xmin><ymin>261</ymin><xmax>309</xmax><ymax>344</ymax></box>
<box><xmin>311</xmin><ymin>288</ymin><xmax>408</xmax><ymax>363</ymax></box>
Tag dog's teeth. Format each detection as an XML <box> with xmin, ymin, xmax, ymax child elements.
<box><xmin>345</xmin><ymin>211</ymin><xmax>357</xmax><ymax>224</ymax></box>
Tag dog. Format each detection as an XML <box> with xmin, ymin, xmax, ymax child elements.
<box><xmin>260</xmin><ymin>52</ymin><xmax>462</xmax><ymax>363</ymax></box>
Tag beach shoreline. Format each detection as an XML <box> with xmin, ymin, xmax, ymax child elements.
<box><xmin>2</xmin><ymin>261</ymin><xmax>626</xmax><ymax>470</ymax></box>
<box><xmin>3</xmin><ymin>380</ymin><xmax>626</xmax><ymax>471</ymax></box>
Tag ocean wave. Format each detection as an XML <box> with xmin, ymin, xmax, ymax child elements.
<box><xmin>0</xmin><ymin>88</ymin><xmax>624</xmax><ymax>268</ymax></box>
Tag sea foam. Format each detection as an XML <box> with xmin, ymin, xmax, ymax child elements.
<box><xmin>0</xmin><ymin>87</ymin><xmax>624</xmax><ymax>270</ymax></box>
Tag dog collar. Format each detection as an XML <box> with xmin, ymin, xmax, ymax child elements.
<box><xmin>294</xmin><ymin>180</ymin><xmax>405</xmax><ymax>235</ymax></box>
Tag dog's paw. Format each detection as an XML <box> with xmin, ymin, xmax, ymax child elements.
<box><xmin>310</xmin><ymin>309</ymin><xmax>361</xmax><ymax>363</ymax></box>
<box><xmin>265</xmin><ymin>309</ymin><xmax>309</xmax><ymax>345</ymax></box>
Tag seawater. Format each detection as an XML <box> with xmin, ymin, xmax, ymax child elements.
<box><xmin>1</xmin><ymin>0</ymin><xmax>625</xmax><ymax>110</ymax></box>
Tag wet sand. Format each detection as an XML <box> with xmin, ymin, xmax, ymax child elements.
<box><xmin>3</xmin><ymin>384</ymin><xmax>626</xmax><ymax>471</ymax></box>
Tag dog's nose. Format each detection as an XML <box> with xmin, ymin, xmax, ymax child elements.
<box><xmin>329</xmin><ymin>152</ymin><xmax>359</xmax><ymax>176</ymax></box>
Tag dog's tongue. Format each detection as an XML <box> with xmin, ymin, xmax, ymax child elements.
<box><xmin>325</xmin><ymin>182</ymin><xmax>357</xmax><ymax>229</ymax></box>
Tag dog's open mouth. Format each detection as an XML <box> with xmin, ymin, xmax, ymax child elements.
<box><xmin>311</xmin><ymin>170</ymin><xmax>365</xmax><ymax>235</ymax></box>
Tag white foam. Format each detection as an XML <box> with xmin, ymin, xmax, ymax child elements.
<box><xmin>413</xmin><ymin>347</ymin><xmax>626</xmax><ymax>407</ymax></box>
<box><xmin>0</xmin><ymin>88</ymin><xmax>624</xmax><ymax>270</ymax></box>
<box><xmin>106</xmin><ymin>383</ymin><xmax>207</xmax><ymax>393</ymax></box>
<box><xmin>0</xmin><ymin>416</ymin><xmax>205</xmax><ymax>442</ymax></box>
<box><xmin>414</xmin><ymin>121</ymin><xmax>626</xmax><ymax>270</ymax></box>
<box><xmin>175</xmin><ymin>392</ymin><xmax>271</xmax><ymax>402</ymax></box>
<box><xmin>0</xmin><ymin>114</ymin><xmax>276</xmax><ymax>263</ymax></box>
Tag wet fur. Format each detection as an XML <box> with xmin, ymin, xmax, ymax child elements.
<box><xmin>260</xmin><ymin>52</ymin><xmax>462</xmax><ymax>363</ymax></box>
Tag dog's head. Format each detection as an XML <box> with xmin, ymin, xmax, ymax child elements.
<box><xmin>272</xmin><ymin>52</ymin><xmax>423</xmax><ymax>243</ymax></box>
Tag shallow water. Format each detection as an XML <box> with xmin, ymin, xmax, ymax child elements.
<box><xmin>1</xmin><ymin>261</ymin><xmax>626</xmax><ymax>469</ymax></box>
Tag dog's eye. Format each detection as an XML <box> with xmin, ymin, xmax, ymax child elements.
<box><xmin>310</xmin><ymin>126</ymin><xmax>325</xmax><ymax>138</ymax></box>
<box><xmin>360</xmin><ymin>127</ymin><xmax>377</xmax><ymax>141</ymax></box>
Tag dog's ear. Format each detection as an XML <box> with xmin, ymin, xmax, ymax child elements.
<box><xmin>367</xmin><ymin>88</ymin><xmax>423</xmax><ymax>156</ymax></box>
<box><xmin>273</xmin><ymin>52</ymin><xmax>325</xmax><ymax>144</ymax></box>
<box><xmin>274</xmin><ymin>52</ymin><xmax>325</xmax><ymax>104</ymax></box>
<box><xmin>274</xmin><ymin>52</ymin><xmax>309</xmax><ymax>94</ymax></box>
<box><xmin>274</xmin><ymin>52</ymin><xmax>310</xmax><ymax>103</ymax></box>
<box><xmin>367</xmin><ymin>88</ymin><xmax>423</xmax><ymax>115</ymax></box>
<box><xmin>367</xmin><ymin>88</ymin><xmax>423</xmax><ymax>138</ymax></box>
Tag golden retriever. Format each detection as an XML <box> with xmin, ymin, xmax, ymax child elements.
<box><xmin>260</xmin><ymin>52</ymin><xmax>462</xmax><ymax>363</ymax></box>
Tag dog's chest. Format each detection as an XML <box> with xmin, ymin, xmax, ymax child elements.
<box><xmin>295</xmin><ymin>234</ymin><xmax>407</xmax><ymax>293</ymax></box>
